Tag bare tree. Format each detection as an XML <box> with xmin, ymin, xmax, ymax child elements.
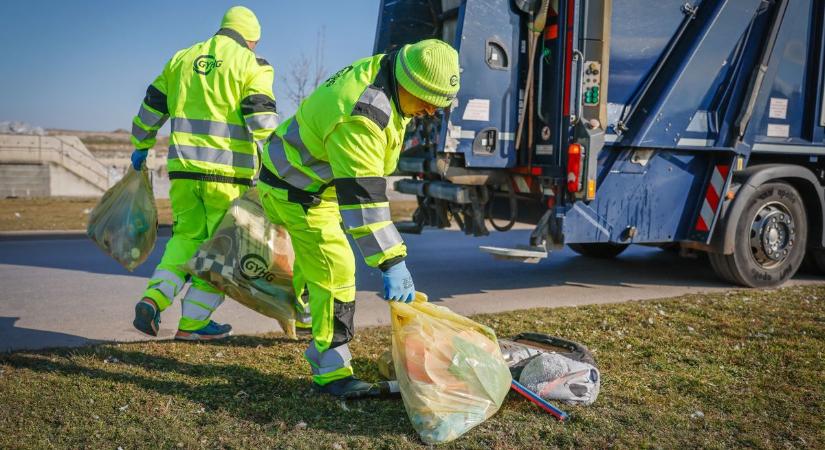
<box><xmin>283</xmin><ymin>27</ymin><xmax>327</xmax><ymax>110</ymax></box>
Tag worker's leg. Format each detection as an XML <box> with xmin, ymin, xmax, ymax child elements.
<box><xmin>176</xmin><ymin>181</ymin><xmax>248</xmax><ymax>336</ymax></box>
<box><xmin>253</xmin><ymin>188</ymin><xmax>311</xmax><ymax>334</ymax></box>
<box><xmin>134</xmin><ymin>179</ymin><xmax>206</xmax><ymax>336</ymax></box>
<box><xmin>259</xmin><ymin>185</ymin><xmax>357</xmax><ymax>385</ymax></box>
<box><xmin>293</xmin><ymin>266</ymin><xmax>313</xmax><ymax>334</ymax></box>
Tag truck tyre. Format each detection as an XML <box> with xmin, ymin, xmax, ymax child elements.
<box><xmin>709</xmin><ymin>182</ymin><xmax>807</xmax><ymax>287</ymax></box>
<box><xmin>568</xmin><ymin>243</ymin><xmax>629</xmax><ymax>258</ymax></box>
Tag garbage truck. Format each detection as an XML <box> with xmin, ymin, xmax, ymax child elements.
<box><xmin>375</xmin><ymin>0</ymin><xmax>825</xmax><ymax>287</ymax></box>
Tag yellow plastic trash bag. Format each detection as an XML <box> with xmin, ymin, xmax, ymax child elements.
<box><xmin>183</xmin><ymin>189</ymin><xmax>298</xmax><ymax>338</ymax></box>
<box><xmin>87</xmin><ymin>167</ymin><xmax>157</xmax><ymax>271</ymax></box>
<box><xmin>391</xmin><ymin>293</ymin><xmax>512</xmax><ymax>444</ymax></box>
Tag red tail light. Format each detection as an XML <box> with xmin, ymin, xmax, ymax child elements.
<box><xmin>567</xmin><ymin>143</ymin><xmax>583</xmax><ymax>193</ymax></box>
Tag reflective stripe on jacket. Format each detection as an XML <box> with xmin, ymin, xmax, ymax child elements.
<box><xmin>261</xmin><ymin>52</ymin><xmax>410</xmax><ymax>267</ymax></box>
<box><xmin>131</xmin><ymin>28</ymin><xmax>277</xmax><ymax>181</ymax></box>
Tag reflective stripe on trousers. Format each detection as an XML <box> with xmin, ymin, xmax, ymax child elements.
<box><xmin>354</xmin><ymin>224</ymin><xmax>403</xmax><ymax>257</ymax></box>
<box><xmin>181</xmin><ymin>286</ymin><xmax>224</xmax><ymax>322</ymax></box>
<box><xmin>266</xmin><ymin>119</ymin><xmax>333</xmax><ymax>189</ymax></box>
<box><xmin>148</xmin><ymin>268</ymin><xmax>185</xmax><ymax>301</ymax></box>
<box><xmin>304</xmin><ymin>341</ymin><xmax>352</xmax><ymax>376</ymax></box>
<box><xmin>168</xmin><ymin>144</ymin><xmax>256</xmax><ymax>170</ymax></box>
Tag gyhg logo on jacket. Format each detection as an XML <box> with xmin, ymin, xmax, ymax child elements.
<box><xmin>193</xmin><ymin>55</ymin><xmax>223</xmax><ymax>75</ymax></box>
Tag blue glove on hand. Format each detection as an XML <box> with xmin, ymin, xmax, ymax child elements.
<box><xmin>382</xmin><ymin>260</ymin><xmax>415</xmax><ymax>302</ymax></box>
<box><xmin>131</xmin><ymin>149</ymin><xmax>148</xmax><ymax>171</ymax></box>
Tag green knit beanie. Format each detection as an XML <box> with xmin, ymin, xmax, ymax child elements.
<box><xmin>221</xmin><ymin>6</ymin><xmax>261</xmax><ymax>42</ymax></box>
<box><xmin>395</xmin><ymin>39</ymin><xmax>460</xmax><ymax>108</ymax></box>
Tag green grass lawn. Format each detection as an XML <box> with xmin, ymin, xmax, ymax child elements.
<box><xmin>1</xmin><ymin>286</ymin><xmax>823</xmax><ymax>449</ymax></box>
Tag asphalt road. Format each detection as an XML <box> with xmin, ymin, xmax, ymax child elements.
<box><xmin>2</xmin><ymin>226</ymin><xmax>822</xmax><ymax>352</ymax></box>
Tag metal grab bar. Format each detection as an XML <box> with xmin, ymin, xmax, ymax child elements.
<box><xmin>570</xmin><ymin>49</ymin><xmax>585</xmax><ymax>124</ymax></box>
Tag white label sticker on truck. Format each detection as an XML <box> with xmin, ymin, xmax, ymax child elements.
<box><xmin>462</xmin><ymin>99</ymin><xmax>490</xmax><ymax>121</ymax></box>
<box><xmin>767</xmin><ymin>123</ymin><xmax>790</xmax><ymax>138</ymax></box>
<box><xmin>769</xmin><ymin>97</ymin><xmax>788</xmax><ymax>119</ymax></box>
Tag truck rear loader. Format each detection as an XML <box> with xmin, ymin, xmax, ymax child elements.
<box><xmin>377</xmin><ymin>0</ymin><xmax>825</xmax><ymax>287</ymax></box>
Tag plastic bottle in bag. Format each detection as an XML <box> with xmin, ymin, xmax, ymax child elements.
<box><xmin>87</xmin><ymin>167</ymin><xmax>158</xmax><ymax>271</ymax></box>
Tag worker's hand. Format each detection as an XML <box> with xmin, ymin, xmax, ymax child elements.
<box><xmin>381</xmin><ymin>261</ymin><xmax>415</xmax><ymax>303</ymax></box>
<box><xmin>131</xmin><ymin>149</ymin><xmax>148</xmax><ymax>171</ymax></box>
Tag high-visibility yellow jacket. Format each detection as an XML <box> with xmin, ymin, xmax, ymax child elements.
<box><xmin>131</xmin><ymin>28</ymin><xmax>277</xmax><ymax>184</ymax></box>
<box><xmin>261</xmin><ymin>52</ymin><xmax>411</xmax><ymax>268</ymax></box>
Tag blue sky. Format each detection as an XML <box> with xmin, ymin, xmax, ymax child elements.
<box><xmin>0</xmin><ymin>1</ymin><xmax>380</xmax><ymax>132</ymax></box>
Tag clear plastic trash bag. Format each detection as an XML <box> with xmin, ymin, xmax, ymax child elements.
<box><xmin>183</xmin><ymin>189</ymin><xmax>298</xmax><ymax>338</ymax></box>
<box><xmin>87</xmin><ymin>167</ymin><xmax>157</xmax><ymax>271</ymax></box>
<box><xmin>391</xmin><ymin>293</ymin><xmax>512</xmax><ymax>444</ymax></box>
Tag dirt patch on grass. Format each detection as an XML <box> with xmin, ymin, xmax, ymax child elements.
<box><xmin>0</xmin><ymin>286</ymin><xmax>822</xmax><ymax>448</ymax></box>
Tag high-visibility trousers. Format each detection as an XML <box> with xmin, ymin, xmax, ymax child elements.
<box><xmin>258</xmin><ymin>183</ymin><xmax>357</xmax><ymax>386</ymax></box>
<box><xmin>143</xmin><ymin>178</ymin><xmax>248</xmax><ymax>331</ymax></box>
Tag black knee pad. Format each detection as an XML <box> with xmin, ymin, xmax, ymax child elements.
<box><xmin>331</xmin><ymin>299</ymin><xmax>355</xmax><ymax>348</ymax></box>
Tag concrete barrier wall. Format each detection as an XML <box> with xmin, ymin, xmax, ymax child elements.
<box><xmin>0</xmin><ymin>164</ymin><xmax>49</xmax><ymax>197</ymax></box>
<box><xmin>0</xmin><ymin>134</ymin><xmax>109</xmax><ymax>197</ymax></box>
<box><xmin>1</xmin><ymin>133</ymin><xmax>416</xmax><ymax>201</ymax></box>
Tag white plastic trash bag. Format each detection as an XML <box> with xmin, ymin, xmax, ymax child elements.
<box><xmin>183</xmin><ymin>189</ymin><xmax>299</xmax><ymax>338</ymax></box>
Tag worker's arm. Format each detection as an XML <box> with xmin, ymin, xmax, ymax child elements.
<box><xmin>131</xmin><ymin>60</ymin><xmax>172</xmax><ymax>151</ymax></box>
<box><xmin>241</xmin><ymin>58</ymin><xmax>278</xmax><ymax>155</ymax></box>
<box><xmin>327</xmin><ymin>118</ymin><xmax>406</xmax><ymax>269</ymax></box>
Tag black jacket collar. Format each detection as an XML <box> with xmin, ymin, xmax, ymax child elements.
<box><xmin>376</xmin><ymin>50</ymin><xmax>402</xmax><ymax>117</ymax></box>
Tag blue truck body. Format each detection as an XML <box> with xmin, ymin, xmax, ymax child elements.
<box><xmin>376</xmin><ymin>0</ymin><xmax>825</xmax><ymax>287</ymax></box>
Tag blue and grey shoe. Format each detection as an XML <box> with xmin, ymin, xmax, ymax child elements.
<box><xmin>133</xmin><ymin>298</ymin><xmax>160</xmax><ymax>336</ymax></box>
<box><xmin>174</xmin><ymin>320</ymin><xmax>232</xmax><ymax>341</ymax></box>
<box><xmin>313</xmin><ymin>376</ymin><xmax>376</xmax><ymax>399</ymax></box>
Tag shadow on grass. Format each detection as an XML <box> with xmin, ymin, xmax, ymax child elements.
<box><xmin>1</xmin><ymin>335</ymin><xmax>410</xmax><ymax>438</ymax></box>
<box><xmin>0</xmin><ymin>317</ymin><xmax>104</xmax><ymax>352</ymax></box>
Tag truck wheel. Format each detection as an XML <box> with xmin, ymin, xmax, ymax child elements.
<box><xmin>568</xmin><ymin>243</ymin><xmax>629</xmax><ymax>258</ymax></box>
<box><xmin>709</xmin><ymin>182</ymin><xmax>806</xmax><ymax>287</ymax></box>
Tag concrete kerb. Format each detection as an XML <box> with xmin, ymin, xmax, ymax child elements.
<box><xmin>0</xmin><ymin>224</ymin><xmax>172</xmax><ymax>241</ymax></box>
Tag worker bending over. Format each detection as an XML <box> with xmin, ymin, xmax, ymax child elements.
<box><xmin>258</xmin><ymin>39</ymin><xmax>460</xmax><ymax>397</ymax></box>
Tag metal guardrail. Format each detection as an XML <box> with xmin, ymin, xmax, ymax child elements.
<box><xmin>0</xmin><ymin>135</ymin><xmax>109</xmax><ymax>191</ymax></box>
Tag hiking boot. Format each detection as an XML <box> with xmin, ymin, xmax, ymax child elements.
<box><xmin>313</xmin><ymin>376</ymin><xmax>377</xmax><ymax>399</ymax></box>
<box><xmin>133</xmin><ymin>297</ymin><xmax>160</xmax><ymax>336</ymax></box>
<box><xmin>175</xmin><ymin>321</ymin><xmax>232</xmax><ymax>341</ymax></box>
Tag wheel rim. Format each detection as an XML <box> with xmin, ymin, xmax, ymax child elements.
<box><xmin>749</xmin><ymin>201</ymin><xmax>795</xmax><ymax>269</ymax></box>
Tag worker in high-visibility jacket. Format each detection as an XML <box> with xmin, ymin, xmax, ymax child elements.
<box><xmin>258</xmin><ymin>39</ymin><xmax>460</xmax><ymax>397</ymax></box>
<box><xmin>130</xmin><ymin>6</ymin><xmax>278</xmax><ymax>340</ymax></box>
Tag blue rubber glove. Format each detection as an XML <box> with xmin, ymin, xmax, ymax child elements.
<box><xmin>131</xmin><ymin>149</ymin><xmax>148</xmax><ymax>171</ymax></box>
<box><xmin>381</xmin><ymin>260</ymin><xmax>415</xmax><ymax>302</ymax></box>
